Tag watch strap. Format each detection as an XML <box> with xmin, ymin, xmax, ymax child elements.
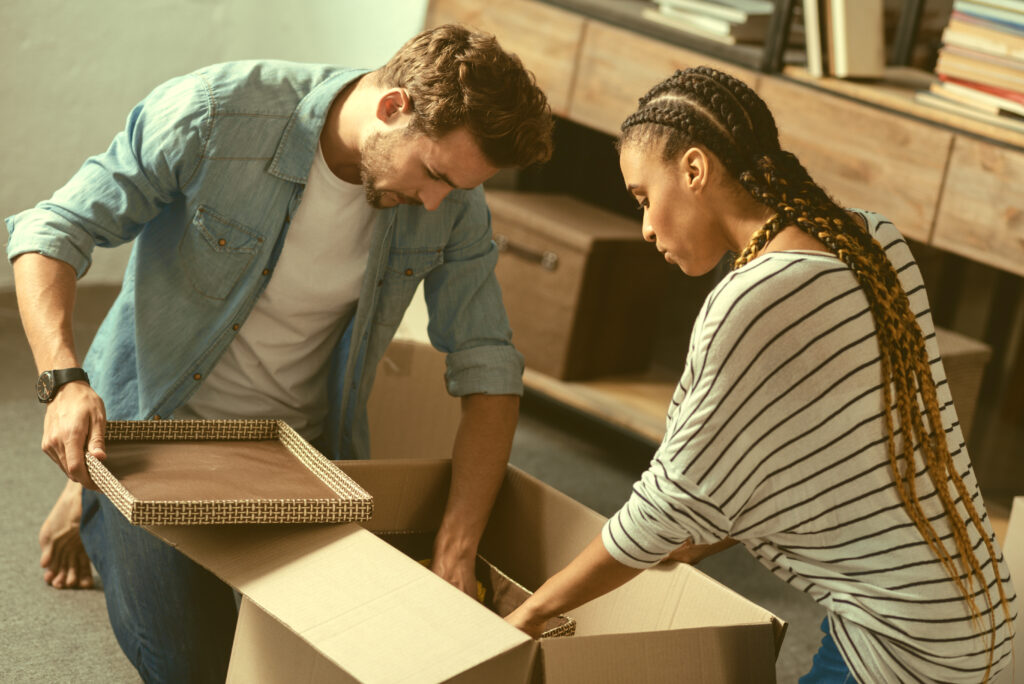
<box><xmin>51</xmin><ymin>367</ymin><xmax>90</xmax><ymax>387</ymax></box>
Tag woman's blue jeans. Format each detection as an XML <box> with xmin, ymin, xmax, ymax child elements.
<box><xmin>80</xmin><ymin>488</ymin><xmax>238</xmax><ymax>683</ymax></box>
<box><xmin>799</xmin><ymin>616</ymin><xmax>856</xmax><ymax>683</ymax></box>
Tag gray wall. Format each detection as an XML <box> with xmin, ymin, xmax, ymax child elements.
<box><xmin>1</xmin><ymin>0</ymin><xmax>428</xmax><ymax>290</ymax></box>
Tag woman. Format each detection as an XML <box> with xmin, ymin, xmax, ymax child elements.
<box><xmin>505</xmin><ymin>67</ymin><xmax>1016</xmax><ymax>682</ymax></box>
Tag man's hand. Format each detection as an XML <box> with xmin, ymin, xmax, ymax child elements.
<box><xmin>41</xmin><ymin>382</ymin><xmax>107</xmax><ymax>490</ymax></box>
<box><xmin>662</xmin><ymin>538</ymin><xmax>739</xmax><ymax>566</ymax></box>
<box><xmin>429</xmin><ymin>545</ymin><xmax>478</xmax><ymax>597</ymax></box>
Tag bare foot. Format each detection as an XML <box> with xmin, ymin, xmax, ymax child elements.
<box><xmin>39</xmin><ymin>480</ymin><xmax>94</xmax><ymax>589</ymax></box>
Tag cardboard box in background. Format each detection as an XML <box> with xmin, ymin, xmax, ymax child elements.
<box><xmin>152</xmin><ymin>458</ymin><xmax>786</xmax><ymax>683</ymax></box>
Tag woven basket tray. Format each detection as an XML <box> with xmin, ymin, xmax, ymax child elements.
<box><xmin>86</xmin><ymin>419</ymin><xmax>373</xmax><ymax>526</ymax></box>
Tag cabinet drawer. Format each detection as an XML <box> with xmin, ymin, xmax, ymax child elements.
<box><xmin>570</xmin><ymin>20</ymin><xmax>761</xmax><ymax>137</ymax></box>
<box><xmin>425</xmin><ymin>0</ymin><xmax>584</xmax><ymax>116</ymax></box>
<box><xmin>486</xmin><ymin>190</ymin><xmax>673</xmax><ymax>379</ymax></box>
<box><xmin>759</xmin><ymin>78</ymin><xmax>951</xmax><ymax>244</ymax></box>
<box><xmin>933</xmin><ymin>137</ymin><xmax>1024</xmax><ymax>277</ymax></box>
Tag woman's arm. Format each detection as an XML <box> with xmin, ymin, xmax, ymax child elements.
<box><xmin>505</xmin><ymin>534</ymin><xmax>644</xmax><ymax>638</ymax></box>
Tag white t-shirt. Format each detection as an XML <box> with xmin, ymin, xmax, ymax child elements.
<box><xmin>178</xmin><ymin>144</ymin><xmax>375</xmax><ymax>439</ymax></box>
<box><xmin>604</xmin><ymin>211</ymin><xmax>1016</xmax><ymax>682</ymax></box>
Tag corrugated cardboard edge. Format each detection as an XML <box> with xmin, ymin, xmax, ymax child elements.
<box><xmin>85</xmin><ymin>451</ymin><xmax>138</xmax><ymax>522</ymax></box>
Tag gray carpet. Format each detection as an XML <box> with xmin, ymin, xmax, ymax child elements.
<box><xmin>0</xmin><ymin>285</ymin><xmax>824</xmax><ymax>683</ymax></box>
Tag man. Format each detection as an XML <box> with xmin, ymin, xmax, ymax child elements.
<box><xmin>6</xmin><ymin>24</ymin><xmax>552</xmax><ymax>682</ymax></box>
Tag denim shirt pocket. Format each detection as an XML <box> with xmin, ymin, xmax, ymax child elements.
<box><xmin>179</xmin><ymin>206</ymin><xmax>261</xmax><ymax>300</ymax></box>
<box><xmin>375</xmin><ymin>247</ymin><xmax>444</xmax><ymax>326</ymax></box>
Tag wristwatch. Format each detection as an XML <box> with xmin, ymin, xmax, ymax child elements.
<box><xmin>36</xmin><ymin>368</ymin><xmax>90</xmax><ymax>403</ymax></box>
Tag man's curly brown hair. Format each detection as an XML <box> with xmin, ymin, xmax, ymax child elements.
<box><xmin>375</xmin><ymin>24</ymin><xmax>553</xmax><ymax>169</ymax></box>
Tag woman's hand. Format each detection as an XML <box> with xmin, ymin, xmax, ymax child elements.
<box><xmin>505</xmin><ymin>599</ymin><xmax>548</xmax><ymax>639</ymax></box>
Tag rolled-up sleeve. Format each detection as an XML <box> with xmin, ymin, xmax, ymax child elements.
<box><xmin>5</xmin><ymin>72</ymin><xmax>209</xmax><ymax>276</ymax></box>
<box><xmin>423</xmin><ymin>188</ymin><xmax>524</xmax><ymax>397</ymax></box>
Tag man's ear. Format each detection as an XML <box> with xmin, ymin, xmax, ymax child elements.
<box><xmin>376</xmin><ymin>88</ymin><xmax>412</xmax><ymax>124</ymax></box>
<box><xmin>678</xmin><ymin>147</ymin><xmax>709</xmax><ymax>192</ymax></box>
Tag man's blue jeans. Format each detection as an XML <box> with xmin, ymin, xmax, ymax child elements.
<box><xmin>80</xmin><ymin>488</ymin><xmax>238</xmax><ymax>683</ymax></box>
<box><xmin>799</xmin><ymin>616</ymin><xmax>856</xmax><ymax>684</ymax></box>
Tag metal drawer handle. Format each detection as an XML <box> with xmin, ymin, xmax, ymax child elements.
<box><xmin>494</xmin><ymin>234</ymin><xmax>559</xmax><ymax>271</ymax></box>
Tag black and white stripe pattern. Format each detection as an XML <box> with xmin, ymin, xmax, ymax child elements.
<box><xmin>602</xmin><ymin>211</ymin><xmax>1017</xmax><ymax>682</ymax></box>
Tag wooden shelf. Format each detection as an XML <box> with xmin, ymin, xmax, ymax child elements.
<box><xmin>523</xmin><ymin>365</ymin><xmax>677</xmax><ymax>446</ymax></box>
<box><xmin>781</xmin><ymin>65</ymin><xmax>1024</xmax><ymax>151</ymax></box>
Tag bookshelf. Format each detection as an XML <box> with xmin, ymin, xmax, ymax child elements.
<box><xmin>539</xmin><ymin>0</ymin><xmax>798</xmax><ymax>73</ymax></box>
<box><xmin>424</xmin><ymin>0</ymin><xmax>1024</xmax><ymax>464</ymax></box>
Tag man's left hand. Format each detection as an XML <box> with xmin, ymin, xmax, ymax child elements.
<box><xmin>429</xmin><ymin>547</ymin><xmax>478</xmax><ymax>597</ymax></box>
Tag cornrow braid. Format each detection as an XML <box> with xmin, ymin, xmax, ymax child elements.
<box><xmin>621</xmin><ymin>67</ymin><xmax>1012</xmax><ymax>679</ymax></box>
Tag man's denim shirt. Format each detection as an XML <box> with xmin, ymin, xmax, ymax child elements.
<box><xmin>5</xmin><ymin>60</ymin><xmax>524</xmax><ymax>460</ymax></box>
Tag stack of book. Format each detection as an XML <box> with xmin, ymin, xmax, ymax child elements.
<box><xmin>916</xmin><ymin>0</ymin><xmax>1024</xmax><ymax>134</ymax></box>
<box><xmin>802</xmin><ymin>0</ymin><xmax>886</xmax><ymax>79</ymax></box>
<box><xmin>640</xmin><ymin>0</ymin><xmax>777</xmax><ymax>45</ymax></box>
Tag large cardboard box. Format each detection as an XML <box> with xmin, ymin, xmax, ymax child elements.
<box><xmin>151</xmin><ymin>458</ymin><xmax>785</xmax><ymax>683</ymax></box>
<box><xmin>486</xmin><ymin>189</ymin><xmax>675</xmax><ymax>380</ymax></box>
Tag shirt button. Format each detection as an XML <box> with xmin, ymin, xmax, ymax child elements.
<box><xmin>404</xmin><ymin>268</ymin><xmax>413</xmax><ymax>276</ymax></box>
<box><xmin>193</xmin><ymin>373</ymin><xmax>202</xmax><ymax>380</ymax></box>
<box><xmin>218</xmin><ymin>238</ymin><xmax>227</xmax><ymax>246</ymax></box>
<box><xmin>232</xmin><ymin>324</ymin><xmax>240</xmax><ymax>331</ymax></box>
<box><xmin>152</xmin><ymin>414</ymin><xmax>161</xmax><ymax>420</ymax></box>
<box><xmin>262</xmin><ymin>268</ymin><xmax>270</xmax><ymax>276</ymax></box>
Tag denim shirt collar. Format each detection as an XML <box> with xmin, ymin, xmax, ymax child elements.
<box><xmin>267</xmin><ymin>67</ymin><xmax>371</xmax><ymax>184</ymax></box>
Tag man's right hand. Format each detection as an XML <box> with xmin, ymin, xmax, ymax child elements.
<box><xmin>41</xmin><ymin>381</ymin><xmax>107</xmax><ymax>490</ymax></box>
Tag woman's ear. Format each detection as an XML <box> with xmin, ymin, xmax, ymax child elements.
<box><xmin>678</xmin><ymin>147</ymin><xmax>710</xmax><ymax>193</ymax></box>
<box><xmin>375</xmin><ymin>88</ymin><xmax>412</xmax><ymax>124</ymax></box>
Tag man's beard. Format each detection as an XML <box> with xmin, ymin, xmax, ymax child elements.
<box><xmin>360</xmin><ymin>129</ymin><xmax>421</xmax><ymax>209</ymax></box>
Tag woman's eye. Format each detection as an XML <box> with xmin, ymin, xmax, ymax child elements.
<box><xmin>635</xmin><ymin>198</ymin><xmax>649</xmax><ymax>212</ymax></box>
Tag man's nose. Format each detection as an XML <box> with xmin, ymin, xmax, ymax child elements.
<box><xmin>420</xmin><ymin>183</ymin><xmax>452</xmax><ymax>212</ymax></box>
<box><xmin>641</xmin><ymin>220</ymin><xmax>655</xmax><ymax>242</ymax></box>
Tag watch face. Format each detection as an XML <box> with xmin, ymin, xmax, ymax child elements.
<box><xmin>36</xmin><ymin>372</ymin><xmax>54</xmax><ymax>402</ymax></box>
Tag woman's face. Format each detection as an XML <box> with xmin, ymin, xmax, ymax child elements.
<box><xmin>619</xmin><ymin>142</ymin><xmax>732</xmax><ymax>276</ymax></box>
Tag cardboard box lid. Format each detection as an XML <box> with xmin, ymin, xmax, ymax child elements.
<box><xmin>152</xmin><ymin>521</ymin><xmax>536</xmax><ymax>683</ymax></box>
<box><xmin>88</xmin><ymin>419</ymin><xmax>373</xmax><ymax>525</ymax></box>
<box><xmin>367</xmin><ymin>339</ymin><xmax>461</xmax><ymax>460</ymax></box>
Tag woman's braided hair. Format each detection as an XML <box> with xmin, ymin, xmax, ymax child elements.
<box><xmin>620</xmin><ymin>66</ymin><xmax>1010</xmax><ymax>676</ymax></box>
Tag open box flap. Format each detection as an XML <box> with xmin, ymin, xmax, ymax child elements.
<box><xmin>152</xmin><ymin>522</ymin><xmax>534</xmax><ymax>683</ymax></box>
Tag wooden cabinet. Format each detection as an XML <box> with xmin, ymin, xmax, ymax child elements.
<box><xmin>759</xmin><ymin>78</ymin><xmax>952</xmax><ymax>244</ymax></box>
<box><xmin>425</xmin><ymin>0</ymin><xmax>584</xmax><ymax>117</ymax></box>
<box><xmin>569</xmin><ymin>21</ymin><xmax>760</xmax><ymax>137</ymax></box>
<box><xmin>933</xmin><ymin>137</ymin><xmax>1024</xmax><ymax>277</ymax></box>
<box><xmin>423</xmin><ymin>0</ymin><xmax>1023</xmax><ymax>447</ymax></box>
<box><xmin>487</xmin><ymin>190</ymin><xmax>673</xmax><ymax>380</ymax></box>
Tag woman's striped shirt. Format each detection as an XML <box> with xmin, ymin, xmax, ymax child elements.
<box><xmin>602</xmin><ymin>210</ymin><xmax>1017</xmax><ymax>682</ymax></box>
